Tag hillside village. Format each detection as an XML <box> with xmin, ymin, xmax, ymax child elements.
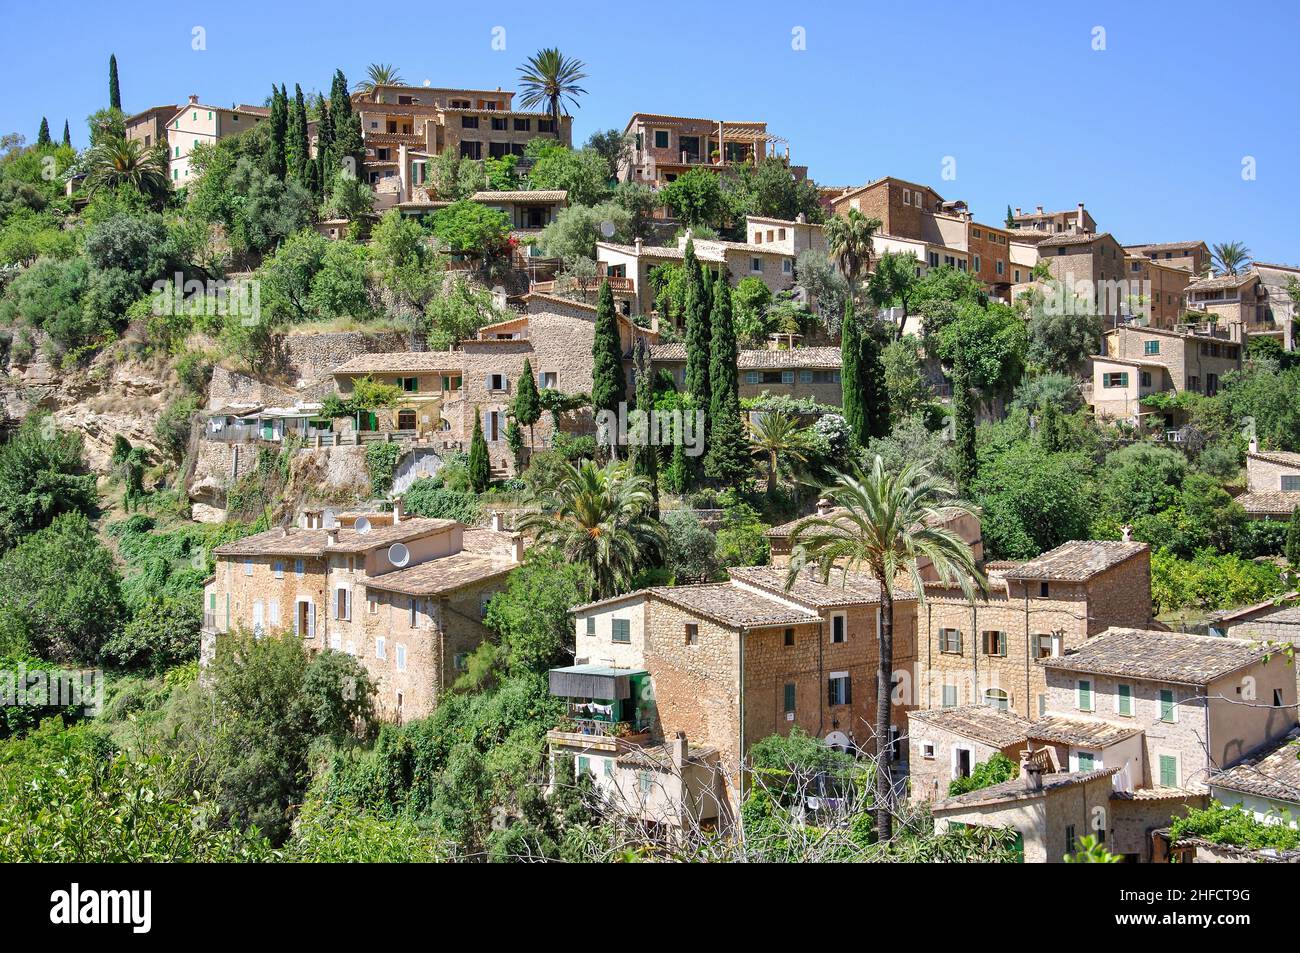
<box><xmin>1</xmin><ymin>47</ymin><xmax>1299</xmax><ymax>866</ymax></box>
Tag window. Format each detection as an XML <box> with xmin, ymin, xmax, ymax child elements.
<box><xmin>1117</xmin><ymin>683</ymin><xmax>1133</xmax><ymax>716</ymax></box>
<box><xmin>1035</xmin><ymin>633</ymin><xmax>1060</xmax><ymax>659</ymax></box>
<box><xmin>983</xmin><ymin>688</ymin><xmax>1009</xmax><ymax>711</ymax></box>
<box><xmin>461</xmin><ymin>115</ymin><xmax>479</xmax><ymax>129</ymax></box>
<box><xmin>577</xmin><ymin>756</ymin><xmax>590</xmax><ymax>776</ymax></box>
<box><xmin>273</xmin><ymin>560</ymin><xmax>284</xmax><ymax>579</ymax></box>
<box><xmin>538</xmin><ymin>371</ymin><xmax>558</xmax><ymax>388</ymax></box>
<box><xmin>454</xmin><ymin>653</ymin><xmax>469</xmax><ymax>672</ymax></box>
<box><xmin>1076</xmin><ymin>751</ymin><xmax>1096</xmax><ymax>772</ymax></box>
<box><xmin>1144</xmin><ymin>340</ymin><xmax>1160</xmax><ymax>355</ymax></box>
<box><xmin>585</xmin><ymin>617</ymin><xmax>595</xmax><ymax>636</ymax></box>
<box><xmin>1141</xmin><ymin>371</ymin><xmax>1152</xmax><ymax>388</ymax></box>
<box><xmin>491</xmin><ymin>116</ymin><xmax>507</xmax><ymax>131</ymax></box>
<box><xmin>782</xmin><ymin>258</ymin><xmax>793</xmax><ymax>275</ymax></box>
<box><xmin>941</xmin><ymin>684</ymin><xmax>958</xmax><ymax>707</ymax></box>
<box><xmin>488</xmin><ymin>373</ymin><xmax>507</xmax><ymax>391</ymax></box>
<box><xmin>1274</xmin><ymin>688</ymin><xmax>1284</xmax><ymax>707</ymax></box>
<box><xmin>244</xmin><ymin>558</ymin><xmax>253</xmax><ymax>577</ymax></box>
<box><xmin>783</xmin><ymin>682</ymin><xmax>796</xmax><ymax>715</ymax></box>
<box><xmin>335</xmin><ymin>586</ymin><xmax>351</xmax><ymax>621</ymax></box>
<box><xmin>1039</xmin><ymin>581</ymin><xmax>1050</xmax><ymax>598</ymax></box>
<box><xmin>973</xmin><ymin>255</ymin><xmax>981</xmax><ymax>272</ymax></box>
<box><xmin>1158</xmin><ymin>753</ymin><xmax>1178</xmax><ymax>787</ymax></box>
<box><xmin>744</xmin><ymin>370</ymin><xmax>761</xmax><ymax>384</ymax></box>
<box><xmin>982</xmin><ymin>631</ymin><xmax>1007</xmax><ymax>657</ymax></box>
<box><xmin>1282</xmin><ymin>475</ymin><xmax>1300</xmax><ymax>492</ymax></box>
<box><xmin>1065</xmin><ymin>825</ymin><xmax>1076</xmax><ymax>854</ymax></box>
<box><xmin>1077</xmin><ymin>679</ymin><xmax>1093</xmax><ymax>711</ymax></box>
<box><xmin>409</xmin><ymin>597</ymin><xmax>420</xmax><ymax>628</ymax></box>
<box><xmin>1038</xmin><ymin>693</ymin><xmax>1047</xmax><ymax>717</ymax></box>
<box><xmin>682</xmin><ymin>622</ymin><xmax>697</xmax><ymax>645</ymax></box>
<box><xmin>939</xmin><ymin>628</ymin><xmax>962</xmax><ymax>654</ymax></box>
<box><xmin>375</xmin><ymin>637</ymin><xmax>386</xmax><ymax>659</ymax></box>
<box><xmin>603</xmin><ymin>759</ymin><xmax>613</xmax><ymax>778</ymax></box>
<box><xmin>395</xmin><ymin>644</ymin><xmax>407</xmax><ymax>672</ymax></box>
<box><xmin>922</xmin><ymin>743</ymin><xmax>936</xmax><ymax>759</ymax></box>
<box><xmin>1160</xmin><ymin>688</ymin><xmax>1176</xmax><ymax>723</ymax></box>
<box><xmin>613</xmin><ymin>619</ymin><xmax>632</xmax><ymax>643</ymax></box>
<box><xmin>400</xmin><ymin>376</ymin><xmax>419</xmax><ymax>393</ymax></box>
<box><xmin>653</xmin><ymin>129</ymin><xmax>669</xmax><ymax>149</ymax></box>
<box><xmin>514</xmin><ymin>118</ymin><xmax>530</xmax><ymax>131</ymax></box>
<box><xmin>798</xmin><ymin>370</ymin><xmax>813</xmax><ymax>384</ymax></box>
<box><xmin>783</xmin><ymin>628</ymin><xmax>794</xmax><ymax>647</ymax></box>
<box><xmin>831</xmin><ymin>614</ymin><xmax>846</xmax><ymax>643</ymax></box>
<box><xmin>295</xmin><ymin>559</ymin><xmax>304</xmax><ymax>577</ymax></box>
<box><xmin>779</xmin><ymin>370</ymin><xmax>795</xmax><ymax>385</ymax></box>
<box><xmin>367</xmin><ymin>593</ymin><xmax>379</xmax><ymax>615</ymax></box>
<box><xmin>751</xmin><ymin>257</ymin><xmax>762</xmax><ymax>273</ymax></box>
<box><xmin>828</xmin><ymin>673</ymin><xmax>851</xmax><ymax>707</ymax></box>
<box><xmin>928</xmin><ymin>251</ymin><xmax>940</xmax><ymax>268</ymax></box>
<box><xmin>459</xmin><ymin>141</ymin><xmax>482</xmax><ymax>160</ymax></box>
<box><xmin>903</xmin><ymin>189</ymin><xmax>912</xmax><ymax>205</ymax></box>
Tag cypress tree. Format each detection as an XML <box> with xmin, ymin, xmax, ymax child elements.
<box><xmin>682</xmin><ymin>239</ymin><xmax>711</xmax><ymax>411</ymax></box>
<box><xmin>663</xmin><ymin>439</ymin><xmax>688</xmax><ymax>495</ymax></box>
<box><xmin>315</xmin><ymin>93</ymin><xmax>334</xmax><ymax>195</ymax></box>
<box><xmin>108</xmin><ymin>54</ymin><xmax>121</xmax><ymax>110</ymax></box>
<box><xmin>704</xmin><ymin>277</ymin><xmax>747</xmax><ymax>483</ymax></box>
<box><xmin>860</xmin><ymin>319</ymin><xmax>890</xmax><ymax>440</ymax></box>
<box><xmin>1039</xmin><ymin>399</ymin><xmax>1062</xmax><ymax>453</ymax></box>
<box><xmin>287</xmin><ymin>84</ymin><xmax>309</xmax><ymax>182</ymax></box>
<box><xmin>1286</xmin><ymin>507</ymin><xmax>1300</xmax><ymax>567</ymax></box>
<box><xmin>514</xmin><ymin>357</ymin><xmax>542</xmax><ymax>453</ymax></box>
<box><xmin>329</xmin><ymin>69</ymin><xmax>363</xmax><ymax>178</ymax></box>
<box><xmin>631</xmin><ymin>337</ymin><xmax>659</xmax><ymax>515</ymax></box>
<box><xmin>36</xmin><ymin>118</ymin><xmax>50</xmax><ymax>147</ymax></box>
<box><xmin>468</xmin><ymin>410</ymin><xmax>490</xmax><ymax>492</ymax></box>
<box><xmin>591</xmin><ymin>281</ymin><xmax>627</xmax><ymax>459</ymax></box>
<box><xmin>268</xmin><ymin>85</ymin><xmax>287</xmax><ymax>179</ymax></box>
<box><xmin>841</xmin><ymin>298</ymin><xmax>865</xmax><ymax>447</ymax></box>
<box><xmin>952</xmin><ymin>357</ymin><xmax>978</xmax><ymax>495</ymax></box>
<box><xmin>61</xmin><ymin>120</ymin><xmax>70</xmax><ymax>148</ymax></box>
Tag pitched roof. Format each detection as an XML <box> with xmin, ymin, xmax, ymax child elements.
<box><xmin>1228</xmin><ymin>603</ymin><xmax>1300</xmax><ymax>627</ymax></box>
<box><xmin>617</xmin><ymin>742</ymin><xmax>718</xmax><ymax>770</ymax></box>
<box><xmin>1188</xmin><ymin>271</ymin><xmax>1258</xmax><ymax>291</ymax></box>
<box><xmin>1248</xmin><ymin>449</ymin><xmax>1300</xmax><ymax>468</ymax></box>
<box><xmin>738</xmin><ymin>347</ymin><xmax>841</xmax><ymax>370</ymax></box>
<box><xmin>332</xmin><ymin>351</ymin><xmax>463</xmax><ymax>375</ymax></box>
<box><xmin>1026</xmin><ymin>716</ymin><xmax>1144</xmax><ymax>748</ymax></box>
<box><xmin>933</xmin><ymin>768</ymin><xmax>1118</xmax><ymax>811</ymax></box>
<box><xmin>469</xmin><ymin>190</ymin><xmax>567</xmax><ymax>203</ymax></box>
<box><xmin>213</xmin><ymin>517</ymin><xmax>457</xmax><ymax>558</ymax></box>
<box><xmin>908</xmin><ymin>705</ymin><xmax>1031</xmax><ymax>748</ymax></box>
<box><xmin>362</xmin><ymin>550</ymin><xmax>516</xmax><ymax>597</ymax></box>
<box><xmin>596</xmin><ymin>241</ymin><xmax>727</xmax><ymax>264</ymax></box>
<box><xmin>1003</xmin><ymin>540</ymin><xmax>1148</xmax><ymax>581</ymax></box>
<box><xmin>647</xmin><ymin>583</ymin><xmax>819</xmax><ymax>629</ymax></box>
<box><xmin>1210</xmin><ymin>728</ymin><xmax>1300</xmax><ymax>805</ymax></box>
<box><xmin>1036</xmin><ymin>231</ymin><xmax>1114</xmax><ymax>248</ymax></box>
<box><xmin>1041</xmin><ymin>628</ymin><xmax>1271</xmax><ymax>685</ymax></box>
<box><xmin>1123</xmin><ymin>241</ymin><xmax>1207</xmax><ymax>254</ymax></box>
<box><xmin>1235</xmin><ymin>491</ymin><xmax>1300</xmax><ymax>517</ymax></box>
<box><xmin>728</xmin><ymin>564</ymin><xmax>904</xmax><ymax>609</ymax></box>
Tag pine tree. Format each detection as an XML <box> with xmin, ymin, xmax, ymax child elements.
<box><xmin>61</xmin><ymin>120</ymin><xmax>70</xmax><ymax>148</ymax></box>
<box><xmin>841</xmin><ymin>298</ymin><xmax>865</xmax><ymax>447</ymax></box>
<box><xmin>287</xmin><ymin>84</ymin><xmax>309</xmax><ymax>182</ymax></box>
<box><xmin>704</xmin><ymin>277</ymin><xmax>748</xmax><ymax>483</ymax></box>
<box><xmin>36</xmin><ymin>118</ymin><xmax>50</xmax><ymax>147</ymax></box>
<box><xmin>108</xmin><ymin>54</ymin><xmax>121</xmax><ymax>110</ymax></box>
<box><xmin>682</xmin><ymin>239</ymin><xmax>711</xmax><ymax>414</ymax></box>
<box><xmin>860</xmin><ymin>319</ymin><xmax>890</xmax><ymax>440</ymax></box>
<box><xmin>268</xmin><ymin>85</ymin><xmax>287</xmax><ymax>179</ymax></box>
<box><xmin>952</xmin><ymin>357</ymin><xmax>977</xmax><ymax>495</ymax></box>
<box><xmin>514</xmin><ymin>357</ymin><xmax>542</xmax><ymax>453</ymax></box>
<box><xmin>591</xmin><ymin>281</ymin><xmax>627</xmax><ymax>459</ymax></box>
<box><xmin>468</xmin><ymin>409</ymin><xmax>490</xmax><ymax>493</ymax></box>
<box><xmin>631</xmin><ymin>336</ymin><xmax>659</xmax><ymax>515</ymax></box>
<box><xmin>1286</xmin><ymin>507</ymin><xmax>1300</xmax><ymax>567</ymax></box>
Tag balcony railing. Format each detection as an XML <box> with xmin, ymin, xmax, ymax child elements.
<box><xmin>202</xmin><ymin>611</ymin><xmax>218</xmax><ymax>631</ymax></box>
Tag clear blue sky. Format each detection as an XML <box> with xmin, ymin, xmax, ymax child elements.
<box><xmin>3</xmin><ymin>0</ymin><xmax>1297</xmax><ymax>262</ymax></box>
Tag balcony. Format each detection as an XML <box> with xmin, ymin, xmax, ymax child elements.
<box><xmin>202</xmin><ymin>611</ymin><xmax>218</xmax><ymax>632</ymax></box>
<box><xmin>545</xmin><ymin>665</ymin><xmax>653</xmax><ymax>751</ymax></box>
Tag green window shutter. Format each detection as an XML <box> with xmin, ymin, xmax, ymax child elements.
<box><xmin>1159</xmin><ymin>755</ymin><xmax>1177</xmax><ymax>787</ymax></box>
<box><xmin>997</xmin><ymin>632</ymin><xmax>1007</xmax><ymax>656</ymax></box>
<box><xmin>1119</xmin><ymin>372</ymin><xmax>1129</xmax><ymax>387</ymax></box>
<box><xmin>1160</xmin><ymin>689</ymin><xmax>1175</xmax><ymax>722</ymax></box>
<box><xmin>1118</xmin><ymin>684</ymin><xmax>1132</xmax><ymax>716</ymax></box>
<box><xmin>1078</xmin><ymin>680</ymin><xmax>1092</xmax><ymax>711</ymax></box>
<box><xmin>1077</xmin><ymin>751</ymin><xmax>1095</xmax><ymax>772</ymax></box>
<box><xmin>783</xmin><ymin>682</ymin><xmax>796</xmax><ymax>714</ymax></box>
<box><xmin>612</xmin><ymin>619</ymin><xmax>630</xmax><ymax>643</ymax></box>
<box><xmin>577</xmin><ymin>756</ymin><xmax>589</xmax><ymax>776</ymax></box>
<box><xmin>942</xmin><ymin>685</ymin><xmax>957</xmax><ymax>707</ymax></box>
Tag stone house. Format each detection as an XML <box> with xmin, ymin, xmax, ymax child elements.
<box><xmin>1009</xmin><ymin>202</ymin><xmax>1096</xmax><ymax>235</ymax></box>
<box><xmin>1185</xmin><ymin>271</ymin><xmax>1281</xmax><ymax>344</ymax></box>
<box><xmin>649</xmin><ymin>343</ymin><xmax>842</xmax><ymax>406</ymax></box>
<box><xmin>330</xmin><ymin>351</ymin><xmax>464</xmax><ymax>439</ymax></box>
<box><xmin>165</xmin><ymin>95</ymin><xmax>268</xmax><ymax>185</ymax></box>
<box><xmin>908</xmin><ymin>705</ymin><xmax>1031</xmax><ymax>803</ymax></box>
<box><xmin>1040</xmin><ymin>628</ymin><xmax>1299</xmax><ymax>794</ymax></box>
<box><xmin>913</xmin><ymin>541</ymin><xmax>1153</xmax><ymax>720</ymax></box>
<box><xmin>1253</xmin><ymin>262</ymin><xmax>1300</xmax><ymax>349</ymax></box>
<box><xmin>616</xmin><ymin>112</ymin><xmax>798</xmax><ymax>189</ymax></box>
<box><xmin>124</xmin><ymin>104</ymin><xmax>178</xmax><ymax>151</ymax></box>
<box><xmin>1090</xmin><ymin>323</ymin><xmax>1244</xmax><ymax>424</ymax></box>
<box><xmin>1123</xmin><ymin>241</ymin><xmax>1211</xmax><ymax>277</ymax></box>
<box><xmin>1123</xmin><ymin>255</ymin><xmax>1193</xmax><ymax>328</ymax></box>
<box><xmin>203</xmin><ymin>507</ymin><xmax>522</xmax><ymax>722</ymax></box>
<box><xmin>1032</xmin><ymin>231</ymin><xmax>1128</xmax><ymax>321</ymax></box>
<box><xmin>1235</xmin><ymin>445</ymin><xmax>1300</xmax><ymax>519</ymax></box>
<box><xmin>1209</xmin><ymin>727</ymin><xmax>1300</xmax><ymax>826</ymax></box>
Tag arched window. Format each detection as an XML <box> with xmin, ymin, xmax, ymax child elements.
<box><xmin>983</xmin><ymin>688</ymin><xmax>1010</xmax><ymax>711</ymax></box>
<box><xmin>397</xmin><ymin>409</ymin><xmax>417</xmax><ymax>431</ymax></box>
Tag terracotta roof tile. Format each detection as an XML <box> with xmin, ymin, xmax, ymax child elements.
<box><xmin>1042</xmin><ymin>628</ymin><xmax>1271</xmax><ymax>684</ymax></box>
<box><xmin>1027</xmin><ymin>716</ymin><xmax>1143</xmax><ymax>748</ymax></box>
<box><xmin>363</xmin><ymin>550</ymin><xmax>516</xmax><ymax>597</ymax></box>
<box><xmin>1210</xmin><ymin>728</ymin><xmax>1300</xmax><ymax>805</ymax></box>
<box><xmin>213</xmin><ymin>517</ymin><xmax>457</xmax><ymax>558</ymax></box>
<box><xmin>728</xmin><ymin>564</ymin><xmax>904</xmax><ymax>608</ymax></box>
<box><xmin>1003</xmin><ymin>540</ymin><xmax>1147</xmax><ymax>581</ymax></box>
<box><xmin>908</xmin><ymin>705</ymin><xmax>1031</xmax><ymax>748</ymax></box>
<box><xmin>647</xmin><ymin>583</ymin><xmax>819</xmax><ymax>629</ymax></box>
<box><xmin>332</xmin><ymin>351</ymin><xmax>463</xmax><ymax>375</ymax></box>
<box><xmin>933</xmin><ymin>768</ymin><xmax>1118</xmax><ymax>810</ymax></box>
<box><xmin>1235</xmin><ymin>491</ymin><xmax>1300</xmax><ymax>517</ymax></box>
<box><xmin>1188</xmin><ymin>271</ymin><xmax>1258</xmax><ymax>291</ymax></box>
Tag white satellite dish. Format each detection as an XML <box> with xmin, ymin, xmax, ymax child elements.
<box><xmin>599</xmin><ymin>219</ymin><xmax>616</xmax><ymax>238</ymax></box>
<box><xmin>354</xmin><ymin>516</ymin><xmax>372</xmax><ymax>534</ymax></box>
<box><xmin>388</xmin><ymin>542</ymin><xmax>410</xmax><ymax>567</ymax></box>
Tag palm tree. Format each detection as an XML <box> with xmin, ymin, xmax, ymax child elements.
<box><xmin>746</xmin><ymin>411</ymin><xmax>810</xmax><ymax>496</ymax></box>
<box><xmin>357</xmin><ymin>63</ymin><xmax>405</xmax><ymax>94</ymax></box>
<box><xmin>84</xmin><ymin>135</ymin><xmax>170</xmax><ymax>205</ymax></box>
<box><xmin>1211</xmin><ymin>241</ymin><xmax>1252</xmax><ymax>276</ymax></box>
<box><xmin>825</xmin><ymin>208</ymin><xmax>881</xmax><ymax>294</ymax></box>
<box><xmin>785</xmin><ymin>456</ymin><xmax>987</xmax><ymax>842</ymax></box>
<box><xmin>516</xmin><ymin>48</ymin><xmax>588</xmax><ymax>137</ymax></box>
<box><xmin>517</xmin><ymin>459</ymin><xmax>667</xmax><ymax>600</ymax></box>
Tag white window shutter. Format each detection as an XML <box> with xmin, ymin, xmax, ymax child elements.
<box><xmin>307</xmin><ymin>602</ymin><xmax>316</xmax><ymax>639</ymax></box>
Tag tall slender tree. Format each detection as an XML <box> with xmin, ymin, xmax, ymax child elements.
<box><xmin>514</xmin><ymin>357</ymin><xmax>542</xmax><ymax>454</ymax></box>
<box><xmin>630</xmin><ymin>336</ymin><xmax>659</xmax><ymax>514</ymax></box>
<box><xmin>36</xmin><ymin>118</ymin><xmax>50</xmax><ymax>147</ymax></box>
<box><xmin>841</xmin><ymin>299</ymin><xmax>865</xmax><ymax>446</ymax></box>
<box><xmin>286</xmin><ymin>85</ymin><xmax>309</xmax><ymax>182</ymax></box>
<box><xmin>108</xmin><ymin>54</ymin><xmax>121</xmax><ymax>110</ymax></box>
<box><xmin>1286</xmin><ymin>506</ymin><xmax>1300</xmax><ymax>567</ymax></box>
<box><xmin>268</xmin><ymin>85</ymin><xmax>287</xmax><ymax>179</ymax></box>
<box><xmin>468</xmin><ymin>410</ymin><xmax>490</xmax><ymax>492</ymax></box>
<box><xmin>314</xmin><ymin>93</ymin><xmax>333</xmax><ymax>197</ymax></box>
<box><xmin>682</xmin><ymin>239</ymin><xmax>711</xmax><ymax>407</ymax></box>
<box><xmin>591</xmin><ymin>281</ymin><xmax>627</xmax><ymax>459</ymax></box>
<box><xmin>951</xmin><ymin>357</ymin><xmax>977</xmax><ymax>495</ymax></box>
<box><xmin>704</xmin><ymin>277</ymin><xmax>747</xmax><ymax>483</ymax></box>
<box><xmin>328</xmin><ymin>70</ymin><xmax>363</xmax><ymax>178</ymax></box>
<box><xmin>61</xmin><ymin>120</ymin><xmax>70</xmax><ymax>148</ymax></box>
<box><xmin>860</xmin><ymin>320</ymin><xmax>890</xmax><ymax>441</ymax></box>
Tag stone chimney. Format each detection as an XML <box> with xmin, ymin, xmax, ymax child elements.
<box><xmin>1076</xmin><ymin>202</ymin><xmax>1086</xmax><ymax>230</ymax></box>
<box><xmin>795</xmin><ymin>212</ymin><xmax>806</xmax><ymax>224</ymax></box>
<box><xmin>672</xmin><ymin>730</ymin><xmax>688</xmax><ymax>769</ymax></box>
<box><xmin>326</xmin><ymin>527</ymin><xmax>339</xmax><ymax>546</ymax></box>
<box><xmin>490</xmin><ymin>511</ymin><xmax>504</xmax><ymax>532</ymax></box>
<box><xmin>1249</xmin><ymin>435</ymin><xmax>1259</xmax><ymax>454</ymax></box>
<box><xmin>188</xmin><ymin>94</ymin><xmax>199</xmax><ymax>105</ymax></box>
<box><xmin>511</xmin><ymin>532</ymin><xmax>525</xmax><ymax>564</ymax></box>
<box><xmin>816</xmin><ymin>497</ymin><xmax>834</xmax><ymax>516</ymax></box>
<box><xmin>1020</xmin><ymin>752</ymin><xmax>1044</xmax><ymax>792</ymax></box>
<box><xmin>1014</xmin><ymin>207</ymin><xmax>1022</xmax><ymax>217</ymax></box>
<box><xmin>392</xmin><ymin>496</ymin><xmax>403</xmax><ymax>525</ymax></box>
<box><xmin>1035</xmin><ymin>205</ymin><xmax>1044</xmax><ymax>215</ymax></box>
<box><xmin>634</xmin><ymin>237</ymin><xmax>643</xmax><ymax>254</ymax></box>
<box><xmin>1121</xmin><ymin>524</ymin><xmax>1132</xmax><ymax>543</ymax></box>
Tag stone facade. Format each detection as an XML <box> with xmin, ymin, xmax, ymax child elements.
<box><xmin>1092</xmin><ymin>324</ymin><xmax>1244</xmax><ymax>422</ymax></box>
